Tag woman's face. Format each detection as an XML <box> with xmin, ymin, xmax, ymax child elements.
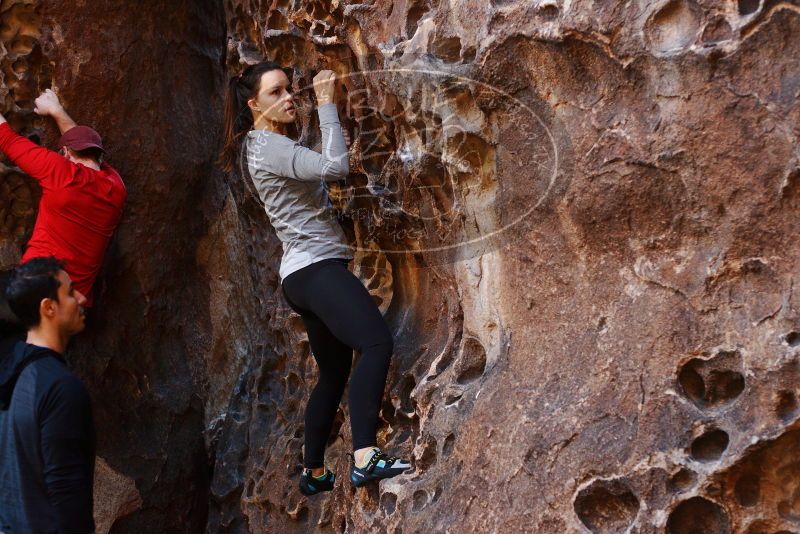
<box><xmin>249</xmin><ymin>69</ymin><xmax>296</xmax><ymax>125</ymax></box>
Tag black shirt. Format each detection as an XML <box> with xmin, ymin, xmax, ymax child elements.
<box><xmin>0</xmin><ymin>342</ymin><xmax>95</xmax><ymax>533</ymax></box>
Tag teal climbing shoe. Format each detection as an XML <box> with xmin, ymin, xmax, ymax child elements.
<box><xmin>349</xmin><ymin>448</ymin><xmax>411</xmax><ymax>487</ymax></box>
<box><xmin>299</xmin><ymin>467</ymin><xmax>335</xmax><ymax>496</ymax></box>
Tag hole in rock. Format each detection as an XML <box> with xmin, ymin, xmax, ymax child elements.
<box><xmin>444</xmin><ymin>390</ymin><xmax>463</xmax><ymax>405</ymax></box>
<box><xmin>538</xmin><ymin>4</ymin><xmax>559</xmax><ymax>21</ymax></box>
<box><xmin>734</xmin><ymin>472</ymin><xmax>760</xmax><ymax>507</ymax></box>
<box><xmin>669</xmin><ymin>468</ymin><xmax>697</xmax><ymax>492</ymax></box>
<box><xmin>456</xmin><ymin>337</ymin><xmax>487</xmax><ymax>385</ymax></box>
<box><xmin>415</xmin><ymin>435</ymin><xmax>437</xmax><ymax>472</ymax></box>
<box><xmin>786</xmin><ymin>331</ymin><xmax>800</xmax><ymax>347</ymax></box>
<box><xmin>412</xmin><ymin>490</ymin><xmax>428</xmax><ymax>511</ymax></box>
<box><xmin>406</xmin><ymin>2</ymin><xmax>427</xmax><ymax>38</ymax></box>
<box><xmin>286</xmin><ymin>372</ymin><xmax>301</xmax><ymax>395</ymax></box>
<box><xmin>738</xmin><ymin>0</ymin><xmax>760</xmax><ymax>16</ymax></box>
<box><xmin>666</xmin><ymin>497</ymin><xmax>731</xmax><ymax>534</ymax></box>
<box><xmin>442</xmin><ymin>433</ymin><xmax>456</xmax><ymax>457</ymax></box>
<box><xmin>462</xmin><ymin>46</ymin><xmax>476</xmax><ymax>63</ymax></box>
<box><xmin>430</xmin><ymin>35</ymin><xmax>462</xmax><ymax>62</ymax></box>
<box><xmin>573</xmin><ymin>479</ymin><xmax>639</xmax><ymax>533</ymax></box>
<box><xmin>690</xmin><ymin>429</ymin><xmax>729</xmax><ymax>462</ymax></box>
<box><xmin>398</xmin><ymin>374</ymin><xmax>416</xmax><ymax>414</ymax></box>
<box><xmin>380</xmin><ymin>492</ymin><xmax>397</xmax><ymax>516</ymax></box>
<box><xmin>267</xmin><ymin>9</ymin><xmax>289</xmax><ymax>30</ymax></box>
<box><xmin>701</xmin><ymin>16</ymin><xmax>733</xmax><ymax>44</ymax></box>
<box><xmin>776</xmin><ymin>390</ymin><xmax>798</xmax><ymax>422</ymax></box>
<box><xmin>677</xmin><ymin>351</ymin><xmax>745</xmax><ymax>410</ymax></box>
<box><xmin>645</xmin><ymin>0</ymin><xmax>701</xmax><ymax>55</ymax></box>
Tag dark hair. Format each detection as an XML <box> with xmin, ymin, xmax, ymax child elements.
<box><xmin>75</xmin><ymin>146</ymin><xmax>104</xmax><ymax>164</ymax></box>
<box><xmin>5</xmin><ymin>257</ymin><xmax>64</xmax><ymax>329</ymax></box>
<box><xmin>219</xmin><ymin>61</ymin><xmax>293</xmax><ymax>173</ymax></box>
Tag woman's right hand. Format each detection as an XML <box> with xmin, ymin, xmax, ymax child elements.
<box><xmin>313</xmin><ymin>70</ymin><xmax>336</xmax><ymax>106</ymax></box>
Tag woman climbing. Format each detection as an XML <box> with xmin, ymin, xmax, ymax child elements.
<box><xmin>219</xmin><ymin>61</ymin><xmax>410</xmax><ymax>496</ymax></box>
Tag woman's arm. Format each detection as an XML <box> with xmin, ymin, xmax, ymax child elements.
<box><xmin>286</xmin><ymin>102</ymin><xmax>349</xmax><ymax>182</ymax></box>
<box><xmin>250</xmin><ymin>71</ymin><xmax>349</xmax><ymax>182</ymax></box>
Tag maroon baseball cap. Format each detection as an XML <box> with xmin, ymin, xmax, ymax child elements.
<box><xmin>58</xmin><ymin>125</ymin><xmax>104</xmax><ymax>153</ymax></box>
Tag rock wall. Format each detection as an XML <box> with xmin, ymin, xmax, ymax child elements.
<box><xmin>1</xmin><ymin>0</ymin><xmax>226</xmax><ymax>532</ymax></box>
<box><xmin>1</xmin><ymin>0</ymin><xmax>799</xmax><ymax>533</ymax></box>
<box><xmin>209</xmin><ymin>1</ymin><xmax>800</xmax><ymax>533</ymax></box>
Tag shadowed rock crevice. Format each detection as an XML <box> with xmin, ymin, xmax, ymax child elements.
<box><xmin>677</xmin><ymin>350</ymin><xmax>746</xmax><ymax>410</ymax></box>
<box><xmin>667</xmin><ymin>497</ymin><xmax>731</xmax><ymax>534</ymax></box>
<box><xmin>689</xmin><ymin>428</ymin><xmax>730</xmax><ymax>462</ymax></box>
<box><xmin>573</xmin><ymin>479</ymin><xmax>639</xmax><ymax>533</ymax></box>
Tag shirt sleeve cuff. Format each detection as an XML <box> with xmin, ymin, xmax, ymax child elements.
<box><xmin>317</xmin><ymin>102</ymin><xmax>341</xmax><ymax>125</ymax></box>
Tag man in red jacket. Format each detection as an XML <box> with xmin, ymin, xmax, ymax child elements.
<box><xmin>0</xmin><ymin>89</ymin><xmax>126</xmax><ymax>336</ymax></box>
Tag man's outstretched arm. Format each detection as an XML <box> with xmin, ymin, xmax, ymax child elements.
<box><xmin>0</xmin><ymin>107</ymin><xmax>72</xmax><ymax>187</ymax></box>
<box><xmin>34</xmin><ymin>89</ymin><xmax>78</xmax><ymax>135</ymax></box>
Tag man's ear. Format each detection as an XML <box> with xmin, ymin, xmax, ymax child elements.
<box><xmin>39</xmin><ymin>298</ymin><xmax>56</xmax><ymax>320</ymax></box>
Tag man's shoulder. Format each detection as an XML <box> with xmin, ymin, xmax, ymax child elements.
<box><xmin>99</xmin><ymin>162</ymin><xmax>124</xmax><ymax>182</ymax></box>
<box><xmin>20</xmin><ymin>349</ymin><xmax>70</xmax><ymax>381</ymax></box>
<box><xmin>10</xmin><ymin>348</ymin><xmax>83</xmax><ymax>409</ymax></box>
<box><xmin>96</xmin><ymin>163</ymin><xmax>127</xmax><ymax>201</ymax></box>
<box><xmin>29</xmin><ymin>361</ymin><xmax>89</xmax><ymax>413</ymax></box>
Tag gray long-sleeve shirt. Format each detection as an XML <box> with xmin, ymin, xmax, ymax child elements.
<box><xmin>245</xmin><ymin>102</ymin><xmax>353</xmax><ymax>281</ymax></box>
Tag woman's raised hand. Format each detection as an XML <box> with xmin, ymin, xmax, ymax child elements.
<box><xmin>313</xmin><ymin>70</ymin><xmax>336</xmax><ymax>106</ymax></box>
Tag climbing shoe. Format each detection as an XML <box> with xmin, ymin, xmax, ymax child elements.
<box><xmin>349</xmin><ymin>447</ymin><xmax>411</xmax><ymax>487</ymax></box>
<box><xmin>299</xmin><ymin>467</ymin><xmax>335</xmax><ymax>496</ymax></box>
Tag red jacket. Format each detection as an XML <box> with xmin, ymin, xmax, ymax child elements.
<box><xmin>0</xmin><ymin>123</ymin><xmax>126</xmax><ymax>307</ymax></box>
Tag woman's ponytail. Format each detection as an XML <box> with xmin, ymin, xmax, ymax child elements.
<box><xmin>219</xmin><ymin>61</ymin><xmax>289</xmax><ymax>174</ymax></box>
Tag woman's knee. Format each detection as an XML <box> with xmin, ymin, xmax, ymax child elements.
<box><xmin>317</xmin><ymin>358</ymin><xmax>352</xmax><ymax>387</ymax></box>
<box><xmin>361</xmin><ymin>327</ymin><xmax>394</xmax><ymax>360</ymax></box>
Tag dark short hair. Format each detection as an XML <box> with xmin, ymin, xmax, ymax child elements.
<box><xmin>72</xmin><ymin>146</ymin><xmax>104</xmax><ymax>164</ymax></box>
<box><xmin>5</xmin><ymin>257</ymin><xmax>64</xmax><ymax>329</ymax></box>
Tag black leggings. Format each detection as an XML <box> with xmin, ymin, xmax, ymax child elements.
<box><xmin>282</xmin><ymin>258</ymin><xmax>393</xmax><ymax>469</ymax></box>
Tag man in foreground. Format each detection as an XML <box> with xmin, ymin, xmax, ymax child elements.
<box><xmin>0</xmin><ymin>257</ymin><xmax>95</xmax><ymax>533</ymax></box>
